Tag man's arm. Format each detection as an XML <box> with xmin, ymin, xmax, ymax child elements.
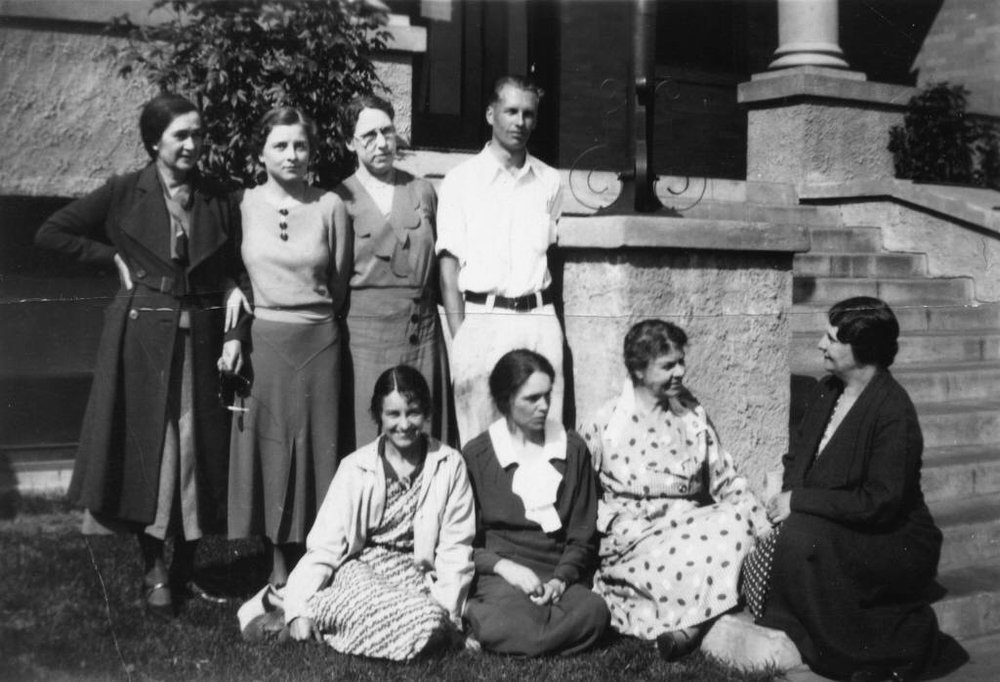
<box><xmin>439</xmin><ymin>252</ymin><xmax>464</xmax><ymax>337</ymax></box>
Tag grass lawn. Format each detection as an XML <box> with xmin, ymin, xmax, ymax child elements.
<box><xmin>1</xmin><ymin>496</ymin><xmax>782</xmax><ymax>681</ymax></box>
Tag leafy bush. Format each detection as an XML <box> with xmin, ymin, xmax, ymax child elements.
<box><xmin>889</xmin><ymin>83</ymin><xmax>1000</xmax><ymax>189</ymax></box>
<box><xmin>111</xmin><ymin>0</ymin><xmax>390</xmax><ymax>188</ymax></box>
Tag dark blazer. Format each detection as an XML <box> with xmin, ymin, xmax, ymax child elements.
<box><xmin>783</xmin><ymin>370</ymin><xmax>933</xmax><ymax>532</ymax></box>
<box><xmin>35</xmin><ymin>164</ymin><xmax>245</xmax><ymax>529</ymax></box>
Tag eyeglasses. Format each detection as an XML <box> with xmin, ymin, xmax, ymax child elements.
<box><xmin>218</xmin><ymin>372</ymin><xmax>251</xmax><ymax>413</ymax></box>
<box><xmin>354</xmin><ymin>126</ymin><xmax>396</xmax><ymax>149</ymax></box>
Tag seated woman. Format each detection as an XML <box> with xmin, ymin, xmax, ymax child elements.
<box><xmin>744</xmin><ymin>297</ymin><xmax>943</xmax><ymax>681</ymax></box>
<box><xmin>279</xmin><ymin>365</ymin><xmax>475</xmax><ymax>661</ymax></box>
<box><xmin>462</xmin><ymin>349</ymin><xmax>610</xmax><ymax>656</ymax></box>
<box><xmin>581</xmin><ymin>319</ymin><xmax>770</xmax><ymax>660</ymax></box>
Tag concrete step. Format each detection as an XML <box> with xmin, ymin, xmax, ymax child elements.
<box><xmin>917</xmin><ymin>399</ymin><xmax>1000</xmax><ymax>449</ymax></box>
<box><xmin>897</xmin><ymin>362</ymin><xmax>1000</xmax><ymax>402</ymax></box>
<box><xmin>930</xmin><ymin>492</ymin><xmax>1000</xmax><ymax>571</ymax></box>
<box><xmin>788</xmin><ymin>362</ymin><xmax>1000</xmax><ymax>403</ymax></box>
<box><xmin>794</xmin><ymin>252</ymin><xmax>927</xmax><ymax>278</ymax></box>
<box><xmin>789</xmin><ymin>302</ymin><xmax>1000</xmax><ymax>334</ymax></box>
<box><xmin>923</xmin><ymin>445</ymin><xmax>1000</xmax><ymax>504</ymax></box>
<box><xmin>933</xmin><ymin>563</ymin><xmax>1000</xmax><ymax>640</ymax></box>
<box><xmin>791</xmin><ymin>330</ymin><xmax>1000</xmax><ymax>367</ymax></box>
<box><xmin>806</xmin><ymin>226</ymin><xmax>883</xmax><ymax>252</ymax></box>
<box><xmin>793</xmin><ymin>276</ymin><xmax>974</xmax><ymax>306</ymax></box>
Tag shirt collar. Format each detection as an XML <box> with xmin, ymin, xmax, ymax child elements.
<box><xmin>478</xmin><ymin>143</ymin><xmax>539</xmax><ymax>184</ymax></box>
<box><xmin>489</xmin><ymin>418</ymin><xmax>567</xmax><ymax>468</ymax></box>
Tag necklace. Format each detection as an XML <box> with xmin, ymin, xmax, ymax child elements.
<box><xmin>278</xmin><ymin>207</ymin><xmax>289</xmax><ymax>241</ymax></box>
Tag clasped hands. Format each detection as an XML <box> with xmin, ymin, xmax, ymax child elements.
<box><xmin>495</xmin><ymin>559</ymin><xmax>566</xmax><ymax>605</ymax></box>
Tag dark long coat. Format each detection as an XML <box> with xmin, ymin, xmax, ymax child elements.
<box><xmin>759</xmin><ymin>370</ymin><xmax>942</xmax><ymax>678</ymax></box>
<box><xmin>35</xmin><ymin>164</ymin><xmax>245</xmax><ymax>531</ymax></box>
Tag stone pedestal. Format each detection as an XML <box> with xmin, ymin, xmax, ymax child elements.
<box><xmin>738</xmin><ymin>67</ymin><xmax>915</xmax><ymax>191</ymax></box>
<box><xmin>558</xmin><ymin>215</ymin><xmax>808</xmax><ymax>494</ymax></box>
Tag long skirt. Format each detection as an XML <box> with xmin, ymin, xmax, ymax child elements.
<box><xmin>344</xmin><ymin>287</ymin><xmax>452</xmax><ymax>448</ymax></box>
<box><xmin>594</xmin><ymin>498</ymin><xmax>755</xmax><ymax>639</ymax></box>
<box><xmin>307</xmin><ymin>545</ymin><xmax>450</xmax><ymax>661</ymax></box>
<box><xmin>83</xmin><ymin>329</ymin><xmax>203</xmax><ymax>540</ymax></box>
<box><xmin>464</xmin><ymin>575</ymin><xmax>610</xmax><ymax>656</ymax></box>
<box><xmin>228</xmin><ymin>318</ymin><xmax>340</xmax><ymax>544</ymax></box>
<box><xmin>755</xmin><ymin>510</ymin><xmax>942</xmax><ymax>678</ymax></box>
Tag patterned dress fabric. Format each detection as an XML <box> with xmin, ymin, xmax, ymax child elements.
<box><xmin>582</xmin><ymin>384</ymin><xmax>768</xmax><ymax>639</ymax></box>
<box><xmin>306</xmin><ymin>465</ymin><xmax>451</xmax><ymax>661</ymax></box>
<box><xmin>742</xmin><ymin>525</ymin><xmax>780</xmax><ymax>619</ymax></box>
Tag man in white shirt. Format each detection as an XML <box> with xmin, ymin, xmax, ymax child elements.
<box><xmin>437</xmin><ymin>75</ymin><xmax>565</xmax><ymax>446</ymax></box>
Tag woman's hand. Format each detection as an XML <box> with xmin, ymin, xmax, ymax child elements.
<box><xmin>494</xmin><ymin>559</ymin><xmax>542</xmax><ymax>597</ymax></box>
<box><xmin>287</xmin><ymin>617</ymin><xmax>322</xmax><ymax>642</ymax></box>
<box><xmin>767</xmin><ymin>490</ymin><xmax>792</xmax><ymax>525</ymax></box>
<box><xmin>113</xmin><ymin>253</ymin><xmax>133</xmax><ymax>291</ymax></box>
<box><xmin>225</xmin><ymin>287</ymin><xmax>252</xmax><ymax>332</ymax></box>
<box><xmin>217</xmin><ymin>339</ymin><xmax>243</xmax><ymax>375</ymax></box>
<box><xmin>530</xmin><ymin>578</ymin><xmax>567</xmax><ymax>606</ymax></box>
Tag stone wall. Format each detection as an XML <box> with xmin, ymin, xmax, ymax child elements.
<box><xmin>562</xmin><ymin>248</ymin><xmax>792</xmax><ymax>495</ymax></box>
<box><xmin>0</xmin><ymin>10</ymin><xmax>421</xmax><ymax>198</ymax></box>
<box><xmin>836</xmin><ymin>200</ymin><xmax>1000</xmax><ymax>303</ymax></box>
<box><xmin>0</xmin><ymin>25</ymin><xmax>155</xmax><ymax>197</ymax></box>
<box><xmin>912</xmin><ymin>0</ymin><xmax>1000</xmax><ymax>117</ymax></box>
<box><xmin>558</xmin><ymin>216</ymin><xmax>808</xmax><ymax>495</ymax></box>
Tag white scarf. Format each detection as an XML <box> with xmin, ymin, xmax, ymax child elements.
<box><xmin>488</xmin><ymin>419</ymin><xmax>567</xmax><ymax>533</ymax></box>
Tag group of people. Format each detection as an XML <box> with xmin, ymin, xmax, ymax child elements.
<box><xmin>35</xmin><ymin>74</ymin><xmax>948</xmax><ymax>682</ymax></box>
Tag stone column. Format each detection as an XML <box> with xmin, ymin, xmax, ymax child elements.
<box><xmin>769</xmin><ymin>0</ymin><xmax>848</xmax><ymax>70</ymax></box>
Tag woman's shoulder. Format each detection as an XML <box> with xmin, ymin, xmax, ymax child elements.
<box><xmin>311</xmin><ymin>186</ymin><xmax>344</xmax><ymax>209</ymax></box>
<box><xmin>461</xmin><ymin>431</ymin><xmax>495</xmax><ymax>463</ymax></box>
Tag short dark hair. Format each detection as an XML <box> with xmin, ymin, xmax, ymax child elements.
<box><xmin>252</xmin><ymin>106</ymin><xmax>318</xmax><ymax>157</ymax></box>
<box><xmin>489</xmin><ymin>75</ymin><xmax>544</xmax><ymax>106</ymax></box>
<box><xmin>369</xmin><ymin>365</ymin><xmax>433</xmax><ymax>428</ymax></box>
<box><xmin>623</xmin><ymin>319</ymin><xmax>688</xmax><ymax>384</ymax></box>
<box><xmin>343</xmin><ymin>94</ymin><xmax>395</xmax><ymax>134</ymax></box>
<box><xmin>828</xmin><ymin>297</ymin><xmax>899</xmax><ymax>368</ymax></box>
<box><xmin>488</xmin><ymin>349</ymin><xmax>555</xmax><ymax>416</ymax></box>
<box><xmin>139</xmin><ymin>93</ymin><xmax>198</xmax><ymax>159</ymax></box>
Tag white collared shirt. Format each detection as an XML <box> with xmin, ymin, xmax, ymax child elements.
<box><xmin>488</xmin><ymin>419</ymin><xmax>567</xmax><ymax>532</ymax></box>
<box><xmin>435</xmin><ymin>145</ymin><xmax>563</xmax><ymax>297</ymax></box>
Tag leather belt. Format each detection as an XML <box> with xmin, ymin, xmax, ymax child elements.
<box><xmin>464</xmin><ymin>289</ymin><xmax>554</xmax><ymax>312</ymax></box>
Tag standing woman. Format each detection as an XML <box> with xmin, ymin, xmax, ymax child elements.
<box><xmin>222</xmin><ymin>107</ymin><xmax>350</xmax><ymax>590</ymax></box>
<box><xmin>336</xmin><ymin>95</ymin><xmax>453</xmax><ymax>448</ymax></box>
<box><xmin>462</xmin><ymin>349</ymin><xmax>609</xmax><ymax>656</ymax></box>
<box><xmin>34</xmin><ymin>93</ymin><xmax>245</xmax><ymax>616</ymax></box>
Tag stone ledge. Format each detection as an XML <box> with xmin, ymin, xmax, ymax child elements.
<box><xmin>557</xmin><ymin>214</ymin><xmax>810</xmax><ymax>253</ymax></box>
<box><xmin>739</xmin><ymin>67</ymin><xmax>915</xmax><ymax>108</ymax></box>
<box><xmin>799</xmin><ymin>179</ymin><xmax>1000</xmax><ymax>237</ymax></box>
<box><xmin>0</xmin><ymin>0</ymin><xmax>426</xmax><ymax>52</ymax></box>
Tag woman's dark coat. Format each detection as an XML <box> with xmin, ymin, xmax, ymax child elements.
<box><xmin>35</xmin><ymin>164</ymin><xmax>245</xmax><ymax>531</ymax></box>
<box><xmin>759</xmin><ymin>370</ymin><xmax>942</xmax><ymax>678</ymax></box>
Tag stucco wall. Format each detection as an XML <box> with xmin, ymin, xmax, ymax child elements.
<box><xmin>0</xmin><ymin>21</ymin><xmax>415</xmax><ymax>198</ymax></box>
<box><xmin>836</xmin><ymin>201</ymin><xmax>1000</xmax><ymax>303</ymax></box>
<box><xmin>562</xmin><ymin>249</ymin><xmax>793</xmax><ymax>495</ymax></box>
<box><xmin>0</xmin><ymin>25</ymin><xmax>155</xmax><ymax>197</ymax></box>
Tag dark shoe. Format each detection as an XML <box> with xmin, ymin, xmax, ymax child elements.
<box><xmin>656</xmin><ymin>629</ymin><xmax>699</xmax><ymax>662</ymax></box>
<box><xmin>144</xmin><ymin>581</ymin><xmax>175</xmax><ymax>619</ymax></box>
<box><xmin>176</xmin><ymin>579</ymin><xmax>229</xmax><ymax>605</ymax></box>
<box><xmin>850</xmin><ymin>669</ymin><xmax>890</xmax><ymax>682</ymax></box>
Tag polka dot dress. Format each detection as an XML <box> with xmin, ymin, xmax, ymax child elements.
<box><xmin>742</xmin><ymin>525</ymin><xmax>780</xmax><ymax>619</ymax></box>
<box><xmin>583</xmin><ymin>389</ymin><xmax>770</xmax><ymax>639</ymax></box>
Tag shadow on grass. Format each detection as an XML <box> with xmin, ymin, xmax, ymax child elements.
<box><xmin>1</xmin><ymin>496</ymin><xmax>782</xmax><ymax>682</ymax></box>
